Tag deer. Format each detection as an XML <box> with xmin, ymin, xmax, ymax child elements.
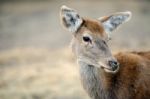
<box><xmin>60</xmin><ymin>5</ymin><xmax>150</xmax><ymax>99</ymax></box>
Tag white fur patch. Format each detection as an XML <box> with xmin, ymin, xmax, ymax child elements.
<box><xmin>60</xmin><ymin>5</ymin><xmax>83</xmax><ymax>32</ymax></box>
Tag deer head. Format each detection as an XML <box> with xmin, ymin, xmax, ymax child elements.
<box><xmin>60</xmin><ymin>5</ymin><xmax>131</xmax><ymax>73</ymax></box>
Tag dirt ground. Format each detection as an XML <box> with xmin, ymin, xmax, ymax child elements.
<box><xmin>0</xmin><ymin>0</ymin><xmax>150</xmax><ymax>99</ymax></box>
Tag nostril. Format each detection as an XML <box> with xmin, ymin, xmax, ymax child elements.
<box><xmin>113</xmin><ymin>61</ymin><xmax>118</xmax><ymax>66</ymax></box>
<box><xmin>108</xmin><ymin>60</ymin><xmax>119</xmax><ymax>71</ymax></box>
<box><xmin>108</xmin><ymin>60</ymin><xmax>117</xmax><ymax>65</ymax></box>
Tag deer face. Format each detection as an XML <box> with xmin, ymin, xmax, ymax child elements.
<box><xmin>60</xmin><ymin>5</ymin><xmax>131</xmax><ymax>73</ymax></box>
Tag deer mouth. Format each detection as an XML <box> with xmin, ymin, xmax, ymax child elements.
<box><xmin>77</xmin><ymin>58</ymin><xmax>119</xmax><ymax>73</ymax></box>
<box><xmin>103</xmin><ymin>66</ymin><xmax>119</xmax><ymax>73</ymax></box>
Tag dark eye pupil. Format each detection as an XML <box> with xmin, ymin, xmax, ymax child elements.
<box><xmin>83</xmin><ymin>36</ymin><xmax>90</xmax><ymax>42</ymax></box>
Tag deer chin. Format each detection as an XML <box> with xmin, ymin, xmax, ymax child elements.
<box><xmin>98</xmin><ymin>61</ymin><xmax>119</xmax><ymax>73</ymax></box>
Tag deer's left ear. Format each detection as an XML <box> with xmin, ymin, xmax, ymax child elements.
<box><xmin>98</xmin><ymin>11</ymin><xmax>132</xmax><ymax>34</ymax></box>
<box><xmin>60</xmin><ymin>5</ymin><xmax>83</xmax><ymax>33</ymax></box>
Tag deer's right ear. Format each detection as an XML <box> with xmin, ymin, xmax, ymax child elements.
<box><xmin>60</xmin><ymin>5</ymin><xmax>83</xmax><ymax>33</ymax></box>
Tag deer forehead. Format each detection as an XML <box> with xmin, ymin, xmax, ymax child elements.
<box><xmin>77</xmin><ymin>18</ymin><xmax>106</xmax><ymax>38</ymax></box>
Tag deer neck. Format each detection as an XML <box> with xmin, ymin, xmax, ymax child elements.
<box><xmin>78</xmin><ymin>61</ymin><xmax>117</xmax><ymax>99</ymax></box>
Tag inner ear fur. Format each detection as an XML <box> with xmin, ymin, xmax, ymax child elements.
<box><xmin>60</xmin><ymin>5</ymin><xmax>83</xmax><ymax>33</ymax></box>
<box><xmin>98</xmin><ymin>11</ymin><xmax>132</xmax><ymax>33</ymax></box>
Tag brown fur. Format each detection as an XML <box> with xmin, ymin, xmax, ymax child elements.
<box><xmin>103</xmin><ymin>52</ymin><xmax>150</xmax><ymax>99</ymax></box>
<box><xmin>99</xmin><ymin>16</ymin><xmax>111</xmax><ymax>23</ymax></box>
<box><xmin>81</xmin><ymin>18</ymin><xmax>105</xmax><ymax>36</ymax></box>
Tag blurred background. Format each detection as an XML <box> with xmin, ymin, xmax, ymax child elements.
<box><xmin>0</xmin><ymin>0</ymin><xmax>150</xmax><ymax>99</ymax></box>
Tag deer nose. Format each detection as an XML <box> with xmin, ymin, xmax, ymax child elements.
<box><xmin>108</xmin><ymin>60</ymin><xmax>119</xmax><ymax>71</ymax></box>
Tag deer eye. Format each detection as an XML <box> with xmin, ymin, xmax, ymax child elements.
<box><xmin>83</xmin><ymin>36</ymin><xmax>91</xmax><ymax>42</ymax></box>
